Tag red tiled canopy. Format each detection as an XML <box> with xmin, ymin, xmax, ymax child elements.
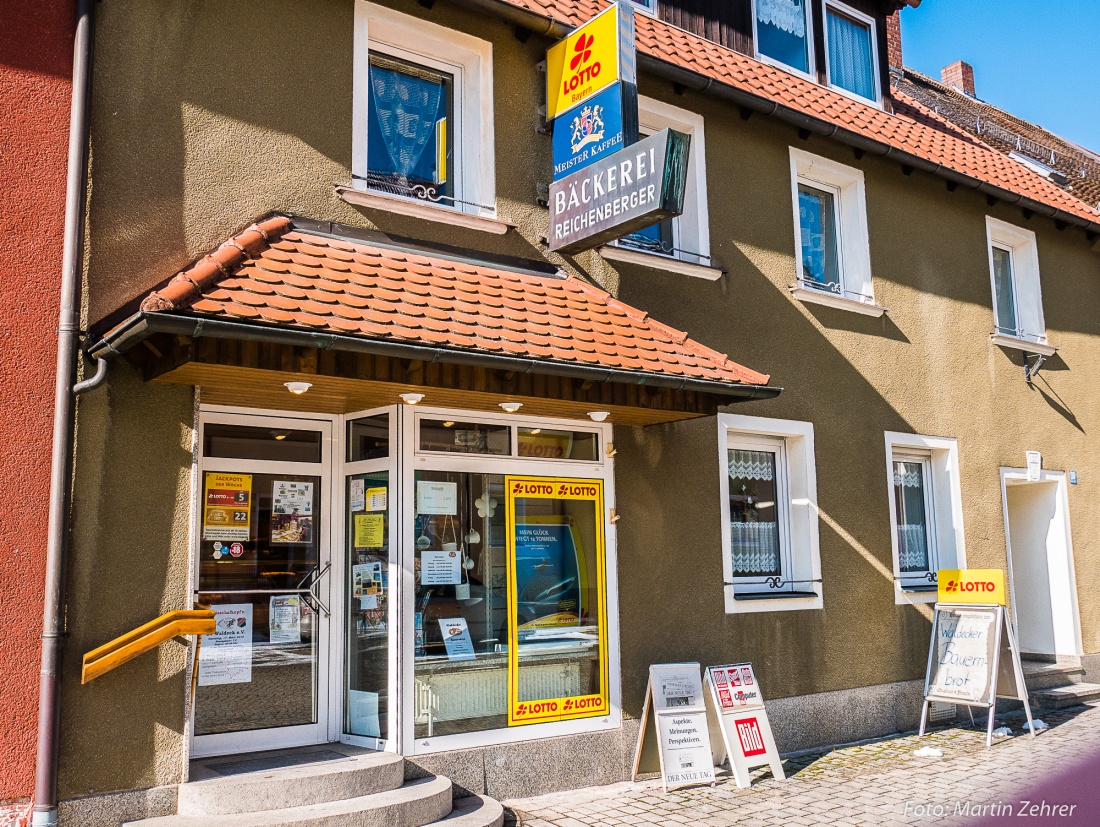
<box><xmin>135</xmin><ymin>216</ymin><xmax>770</xmax><ymax>388</ymax></box>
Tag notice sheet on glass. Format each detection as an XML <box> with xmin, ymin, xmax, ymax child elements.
<box><xmin>198</xmin><ymin>604</ymin><xmax>253</xmax><ymax>686</ymax></box>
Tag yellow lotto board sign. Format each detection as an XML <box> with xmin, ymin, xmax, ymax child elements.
<box><xmin>938</xmin><ymin>569</ymin><xmax>1006</xmax><ymax>605</ymax></box>
<box><xmin>505</xmin><ymin>476</ymin><xmax>609</xmax><ymax>725</ymax></box>
<box><xmin>545</xmin><ymin>4</ymin><xmax>636</xmax><ymax>120</ymax></box>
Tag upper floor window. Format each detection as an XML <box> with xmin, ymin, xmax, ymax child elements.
<box><xmin>753</xmin><ymin>0</ymin><xmax>813</xmax><ymax>77</ymax></box>
<box><xmin>613</xmin><ymin>97</ymin><xmax>710</xmax><ymax>269</ymax></box>
<box><xmin>626</xmin><ymin>0</ymin><xmax>658</xmax><ymax>16</ymax></box>
<box><xmin>788</xmin><ymin>148</ymin><xmax>882</xmax><ymax>316</ymax></box>
<box><xmin>985</xmin><ymin>217</ymin><xmax>1052</xmax><ymax>354</ymax></box>
<box><xmin>366</xmin><ymin>54</ymin><xmax>454</xmax><ymax>204</ymax></box>
<box><xmin>824</xmin><ymin>2</ymin><xmax>879</xmax><ymax>103</ymax></box>
<box><xmin>353</xmin><ymin>2</ymin><xmax>495</xmax><ymax>216</ymax></box>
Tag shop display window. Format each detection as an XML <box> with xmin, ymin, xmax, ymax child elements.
<box><xmin>411</xmin><ymin>471</ymin><xmax>608</xmax><ymax>737</ymax></box>
<box><xmin>419</xmin><ymin>419</ymin><xmax>510</xmax><ymax>455</ymax></box>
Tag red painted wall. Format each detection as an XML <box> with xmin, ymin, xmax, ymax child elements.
<box><xmin>0</xmin><ymin>0</ymin><xmax>73</xmax><ymax>818</ymax></box>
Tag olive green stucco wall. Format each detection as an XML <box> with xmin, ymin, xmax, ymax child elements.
<box><xmin>63</xmin><ymin>363</ymin><xmax>194</xmax><ymax>798</ymax></box>
<box><xmin>73</xmin><ymin>0</ymin><xmax>1100</xmax><ymax>800</ymax></box>
<box><xmin>613</xmin><ymin>80</ymin><xmax>1100</xmax><ymax>714</ymax></box>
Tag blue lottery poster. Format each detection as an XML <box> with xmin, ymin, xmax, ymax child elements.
<box><xmin>513</xmin><ymin>521</ymin><xmax>584</xmax><ymax>629</ymax></box>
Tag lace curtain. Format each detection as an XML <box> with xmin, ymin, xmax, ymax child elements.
<box><xmin>728</xmin><ymin>449</ymin><xmax>775</xmax><ymax>481</ymax></box>
<box><xmin>827</xmin><ymin>10</ymin><xmax>875</xmax><ymax>100</ymax></box>
<box><xmin>756</xmin><ymin>0</ymin><xmax>806</xmax><ymax>37</ymax></box>
<box><xmin>730</xmin><ymin>522</ymin><xmax>781</xmax><ymax>576</ymax></box>
<box><xmin>897</xmin><ymin>524</ymin><xmax>930</xmax><ymax>571</ymax></box>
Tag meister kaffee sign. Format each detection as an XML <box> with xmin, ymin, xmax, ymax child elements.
<box><xmin>548</xmin><ymin>128</ymin><xmax>691</xmax><ymax>254</ymax></box>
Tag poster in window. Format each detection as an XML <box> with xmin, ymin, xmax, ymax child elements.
<box><xmin>354</xmin><ymin>513</ymin><xmax>385</xmax><ymax>548</ymax></box>
<box><xmin>416</xmin><ymin>481</ymin><xmax>457</xmax><ymax>515</ymax></box>
<box><xmin>268</xmin><ymin>595</ymin><xmax>302</xmax><ymax>645</ymax></box>
<box><xmin>198</xmin><ymin>603</ymin><xmax>252</xmax><ymax>685</ymax></box>
<box><xmin>271</xmin><ymin>480</ymin><xmax>314</xmax><ymax>543</ymax></box>
<box><xmin>513</xmin><ymin>520</ymin><xmax>583</xmax><ymax>629</ymax></box>
<box><xmin>202</xmin><ymin>473</ymin><xmax>252</xmax><ymax>541</ymax></box>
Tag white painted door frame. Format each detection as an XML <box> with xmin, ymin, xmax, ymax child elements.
<box><xmin>999</xmin><ymin>467</ymin><xmax>1083</xmax><ymax>658</ymax></box>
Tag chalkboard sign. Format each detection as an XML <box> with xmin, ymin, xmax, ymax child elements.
<box><xmin>919</xmin><ymin>602</ymin><xmax>1036</xmax><ymax>747</ymax></box>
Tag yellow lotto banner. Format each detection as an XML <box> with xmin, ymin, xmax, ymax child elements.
<box><xmin>938</xmin><ymin>568</ymin><xmax>1007</xmax><ymax>605</ymax></box>
<box><xmin>505</xmin><ymin>476</ymin><xmax>609</xmax><ymax>725</ymax></box>
<box><xmin>545</xmin><ymin>4</ymin><xmax>635</xmax><ymax>120</ymax></box>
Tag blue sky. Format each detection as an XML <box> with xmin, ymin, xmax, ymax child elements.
<box><xmin>900</xmin><ymin>0</ymin><xmax>1100</xmax><ymax>153</ymax></box>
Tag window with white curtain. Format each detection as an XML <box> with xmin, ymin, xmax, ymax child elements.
<box><xmin>891</xmin><ymin>453</ymin><xmax>937</xmax><ymax>589</ymax></box>
<box><xmin>719</xmin><ymin>415</ymin><xmax>822</xmax><ymax>614</ymax></box>
<box><xmin>885</xmin><ymin>433</ymin><xmax>967</xmax><ymax>605</ymax></box>
<box><xmin>824</xmin><ymin>2</ymin><xmax>879</xmax><ymax>103</ymax></box>
<box><xmin>753</xmin><ymin>0</ymin><xmax>813</xmax><ymax>76</ymax></box>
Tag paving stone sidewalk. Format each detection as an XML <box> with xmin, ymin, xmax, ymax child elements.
<box><xmin>504</xmin><ymin>704</ymin><xmax>1100</xmax><ymax>826</ymax></box>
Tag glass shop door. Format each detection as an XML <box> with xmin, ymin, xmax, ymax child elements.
<box><xmin>192</xmin><ymin>413</ymin><xmax>334</xmax><ymax>757</ymax></box>
<box><xmin>341</xmin><ymin>407</ymin><xmax>398</xmax><ymax>750</ymax></box>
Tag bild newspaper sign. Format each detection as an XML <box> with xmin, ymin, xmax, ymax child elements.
<box><xmin>548</xmin><ymin>128</ymin><xmax>690</xmax><ymax>254</ymax></box>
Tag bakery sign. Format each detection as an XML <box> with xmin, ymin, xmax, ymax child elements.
<box><xmin>548</xmin><ymin>128</ymin><xmax>691</xmax><ymax>254</ymax></box>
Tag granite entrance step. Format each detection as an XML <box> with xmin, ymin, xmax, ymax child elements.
<box><xmin>1022</xmin><ymin>659</ymin><xmax>1085</xmax><ymax>692</ymax></box>
<box><xmin>123</xmin><ymin>744</ymin><xmax>503</xmax><ymax>827</ymax></box>
<box><xmin>1031</xmin><ymin>682</ymin><xmax>1100</xmax><ymax>710</ymax></box>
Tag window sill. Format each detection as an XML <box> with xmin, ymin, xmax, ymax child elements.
<box><xmin>336</xmin><ymin>186</ymin><xmax>514</xmax><ymax>235</ymax></box>
<box><xmin>790</xmin><ymin>285</ymin><xmax>887</xmax><ymax>317</ymax></box>
<box><xmin>724</xmin><ymin>587</ymin><xmax>822</xmax><ymax>614</ymax></box>
<box><xmin>599</xmin><ymin>245</ymin><xmax>723</xmax><ymax>281</ymax></box>
<box><xmin>895</xmin><ymin>583</ymin><xmax>938</xmax><ymax>606</ymax></box>
<box><xmin>990</xmin><ymin>332</ymin><xmax>1056</xmax><ymax>357</ymax></box>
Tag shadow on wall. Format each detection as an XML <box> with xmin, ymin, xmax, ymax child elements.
<box><xmin>60</xmin><ymin>361</ymin><xmax>196</xmax><ymax>797</ymax></box>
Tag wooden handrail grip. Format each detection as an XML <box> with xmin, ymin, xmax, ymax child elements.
<box><xmin>82</xmin><ymin>609</ymin><xmax>216</xmax><ymax>684</ymax></box>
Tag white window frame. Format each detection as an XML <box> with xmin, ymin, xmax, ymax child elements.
<box><xmin>751</xmin><ymin>0</ymin><xmax>816</xmax><ymax>82</ymax></box>
<box><xmin>788</xmin><ymin>147</ymin><xmax>884</xmax><ymax>316</ymax></box>
<box><xmin>626</xmin><ymin>0</ymin><xmax>658</xmax><ymax>17</ymax></box>
<box><xmin>822</xmin><ymin>0</ymin><xmax>882</xmax><ymax>107</ymax></box>
<box><xmin>602</xmin><ymin>96</ymin><xmax>715</xmax><ymax>279</ymax></box>
<box><xmin>352</xmin><ymin>1</ymin><xmax>495</xmax><ymax>218</ymax></box>
<box><xmin>719</xmin><ymin>414</ymin><xmax>822</xmax><ymax>614</ymax></box>
<box><xmin>985</xmin><ymin>216</ymin><xmax>1054</xmax><ymax>356</ymax></box>
<box><xmin>884</xmin><ymin>433</ymin><xmax>966</xmax><ymax>606</ymax></box>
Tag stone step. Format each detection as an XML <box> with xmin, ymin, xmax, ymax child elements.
<box><xmin>123</xmin><ymin>775</ymin><xmax>452</xmax><ymax>827</ymax></box>
<box><xmin>1031</xmin><ymin>682</ymin><xmax>1100</xmax><ymax>710</ymax></box>
<box><xmin>181</xmin><ymin>747</ymin><xmax>405</xmax><ymax>815</ymax></box>
<box><xmin>427</xmin><ymin>796</ymin><xmax>504</xmax><ymax>827</ymax></box>
<box><xmin>1022</xmin><ymin>663</ymin><xmax>1086</xmax><ymax>692</ymax></box>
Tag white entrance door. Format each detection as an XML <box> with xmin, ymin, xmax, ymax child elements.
<box><xmin>1002</xmin><ymin>469</ymin><xmax>1082</xmax><ymax>658</ymax></box>
<box><xmin>192</xmin><ymin>411</ymin><xmax>335</xmax><ymax>757</ymax></box>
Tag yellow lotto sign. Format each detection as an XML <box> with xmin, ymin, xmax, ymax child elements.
<box><xmin>938</xmin><ymin>569</ymin><xmax>1006</xmax><ymax>605</ymax></box>
<box><xmin>505</xmin><ymin>476</ymin><xmax>609</xmax><ymax>726</ymax></box>
<box><xmin>545</xmin><ymin>4</ymin><xmax>635</xmax><ymax>120</ymax></box>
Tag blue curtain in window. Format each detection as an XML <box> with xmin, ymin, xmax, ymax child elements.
<box><xmin>367</xmin><ymin>55</ymin><xmax>452</xmax><ymax>201</ymax></box>
<box><xmin>827</xmin><ymin>10</ymin><xmax>875</xmax><ymax>100</ymax></box>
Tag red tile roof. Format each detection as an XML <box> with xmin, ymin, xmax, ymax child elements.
<box><xmin>137</xmin><ymin>217</ymin><xmax>770</xmax><ymax>387</ymax></box>
<box><xmin>509</xmin><ymin>0</ymin><xmax>1100</xmax><ymax>230</ymax></box>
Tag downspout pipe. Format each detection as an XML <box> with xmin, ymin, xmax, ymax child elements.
<box><xmin>33</xmin><ymin>0</ymin><xmax>96</xmax><ymax>824</ymax></box>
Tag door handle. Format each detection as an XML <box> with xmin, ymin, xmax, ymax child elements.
<box><xmin>298</xmin><ymin>562</ymin><xmax>331</xmax><ymax>619</ymax></box>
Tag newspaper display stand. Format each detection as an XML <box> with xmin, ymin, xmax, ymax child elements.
<box><xmin>703</xmin><ymin>663</ymin><xmax>785</xmax><ymax>788</ymax></box>
<box><xmin>632</xmin><ymin>663</ymin><xmax>716</xmax><ymax>792</ymax></box>
<box><xmin>919</xmin><ymin>569</ymin><xmax>1036</xmax><ymax>747</ymax></box>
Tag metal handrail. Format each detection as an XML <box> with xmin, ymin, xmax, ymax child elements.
<box><xmin>81</xmin><ymin>607</ymin><xmax>215</xmax><ymax>684</ymax></box>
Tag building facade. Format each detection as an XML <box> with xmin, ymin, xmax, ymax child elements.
<box><xmin>0</xmin><ymin>3</ymin><xmax>75</xmax><ymax>826</ymax></box>
<box><xmin>44</xmin><ymin>0</ymin><xmax>1100</xmax><ymax>824</ymax></box>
